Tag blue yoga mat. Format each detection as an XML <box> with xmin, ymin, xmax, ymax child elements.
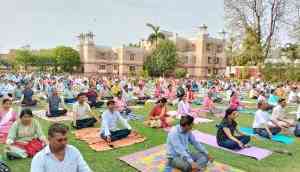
<box><xmin>240</xmin><ymin>127</ymin><xmax>294</xmax><ymax>144</ymax></box>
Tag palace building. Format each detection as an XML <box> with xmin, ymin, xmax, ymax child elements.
<box><xmin>78</xmin><ymin>25</ymin><xmax>227</xmax><ymax>78</ymax></box>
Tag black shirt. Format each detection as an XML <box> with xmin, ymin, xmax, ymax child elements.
<box><xmin>216</xmin><ymin>119</ymin><xmax>237</xmax><ymax>143</ymax></box>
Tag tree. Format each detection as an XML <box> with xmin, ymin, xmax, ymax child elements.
<box><xmin>15</xmin><ymin>49</ymin><xmax>35</xmax><ymax>70</ymax></box>
<box><xmin>53</xmin><ymin>46</ymin><xmax>80</xmax><ymax>73</ymax></box>
<box><xmin>281</xmin><ymin>43</ymin><xmax>300</xmax><ymax>61</ymax></box>
<box><xmin>239</xmin><ymin>27</ymin><xmax>264</xmax><ymax>65</ymax></box>
<box><xmin>293</xmin><ymin>19</ymin><xmax>300</xmax><ymax>42</ymax></box>
<box><xmin>34</xmin><ymin>49</ymin><xmax>55</xmax><ymax>71</ymax></box>
<box><xmin>146</xmin><ymin>23</ymin><xmax>166</xmax><ymax>48</ymax></box>
<box><xmin>175</xmin><ymin>68</ymin><xmax>188</xmax><ymax>78</ymax></box>
<box><xmin>225</xmin><ymin>0</ymin><xmax>297</xmax><ymax>60</ymax></box>
<box><xmin>144</xmin><ymin>40</ymin><xmax>178</xmax><ymax>77</ymax></box>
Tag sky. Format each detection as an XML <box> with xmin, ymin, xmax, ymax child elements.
<box><xmin>0</xmin><ymin>0</ymin><xmax>224</xmax><ymax>53</ymax></box>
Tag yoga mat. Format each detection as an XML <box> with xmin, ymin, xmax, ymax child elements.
<box><xmin>166</xmin><ymin>111</ymin><xmax>213</xmax><ymax>124</ymax></box>
<box><xmin>119</xmin><ymin>145</ymin><xmax>245</xmax><ymax>172</ymax></box>
<box><xmin>192</xmin><ymin>131</ymin><xmax>272</xmax><ymax>160</ymax></box>
<box><xmin>75</xmin><ymin>128</ymin><xmax>146</xmax><ymax>151</ymax></box>
<box><xmin>240</xmin><ymin>127</ymin><xmax>294</xmax><ymax>144</ymax></box>
<box><xmin>33</xmin><ymin>110</ymin><xmax>73</xmax><ymax>122</ymax></box>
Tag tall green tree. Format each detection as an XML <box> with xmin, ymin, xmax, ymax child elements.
<box><xmin>281</xmin><ymin>43</ymin><xmax>300</xmax><ymax>61</ymax></box>
<box><xmin>143</xmin><ymin>40</ymin><xmax>178</xmax><ymax>77</ymax></box>
<box><xmin>233</xmin><ymin>27</ymin><xmax>264</xmax><ymax>65</ymax></box>
<box><xmin>15</xmin><ymin>49</ymin><xmax>35</xmax><ymax>70</ymax></box>
<box><xmin>53</xmin><ymin>46</ymin><xmax>80</xmax><ymax>72</ymax></box>
<box><xmin>34</xmin><ymin>49</ymin><xmax>55</xmax><ymax>71</ymax></box>
<box><xmin>146</xmin><ymin>23</ymin><xmax>166</xmax><ymax>48</ymax></box>
<box><xmin>225</xmin><ymin>0</ymin><xmax>297</xmax><ymax>60</ymax></box>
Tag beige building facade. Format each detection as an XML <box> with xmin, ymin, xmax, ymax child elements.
<box><xmin>78</xmin><ymin>25</ymin><xmax>226</xmax><ymax>78</ymax></box>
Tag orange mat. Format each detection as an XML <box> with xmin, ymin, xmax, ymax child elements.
<box><xmin>75</xmin><ymin>128</ymin><xmax>146</xmax><ymax>151</ymax></box>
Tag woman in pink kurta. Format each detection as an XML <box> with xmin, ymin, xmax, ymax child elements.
<box><xmin>229</xmin><ymin>92</ymin><xmax>244</xmax><ymax>111</ymax></box>
<box><xmin>177</xmin><ymin>94</ymin><xmax>206</xmax><ymax>118</ymax></box>
<box><xmin>203</xmin><ymin>93</ymin><xmax>215</xmax><ymax>111</ymax></box>
<box><xmin>164</xmin><ymin>84</ymin><xmax>176</xmax><ymax>101</ymax></box>
<box><xmin>0</xmin><ymin>98</ymin><xmax>17</xmax><ymax>143</ymax></box>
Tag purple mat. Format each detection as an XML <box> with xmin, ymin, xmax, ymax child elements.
<box><xmin>192</xmin><ymin>131</ymin><xmax>272</xmax><ymax>160</ymax></box>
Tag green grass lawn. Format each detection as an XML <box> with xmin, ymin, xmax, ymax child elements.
<box><xmin>2</xmin><ymin>102</ymin><xmax>300</xmax><ymax>172</ymax></box>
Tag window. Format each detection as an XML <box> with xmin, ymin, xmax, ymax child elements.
<box><xmin>99</xmin><ymin>65</ymin><xmax>105</xmax><ymax>70</ymax></box>
<box><xmin>113</xmin><ymin>64</ymin><xmax>118</xmax><ymax>70</ymax></box>
<box><xmin>208</xmin><ymin>68</ymin><xmax>212</xmax><ymax>74</ymax></box>
<box><xmin>213</xmin><ymin>68</ymin><xmax>218</xmax><ymax>75</ymax></box>
<box><xmin>208</xmin><ymin>57</ymin><xmax>212</xmax><ymax>64</ymax></box>
<box><xmin>192</xmin><ymin>55</ymin><xmax>196</xmax><ymax>64</ymax></box>
<box><xmin>129</xmin><ymin>66</ymin><xmax>135</xmax><ymax>72</ymax></box>
<box><xmin>206</xmin><ymin>43</ymin><xmax>211</xmax><ymax>51</ymax></box>
<box><xmin>214</xmin><ymin>57</ymin><xmax>220</xmax><ymax>64</ymax></box>
<box><xmin>217</xmin><ymin>45</ymin><xmax>223</xmax><ymax>53</ymax></box>
<box><xmin>113</xmin><ymin>53</ymin><xmax>118</xmax><ymax>60</ymax></box>
<box><xmin>129</xmin><ymin>54</ymin><xmax>135</xmax><ymax>61</ymax></box>
<box><xmin>184</xmin><ymin>56</ymin><xmax>189</xmax><ymax>64</ymax></box>
<box><xmin>97</xmin><ymin>51</ymin><xmax>106</xmax><ymax>60</ymax></box>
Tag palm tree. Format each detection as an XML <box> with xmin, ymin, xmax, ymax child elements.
<box><xmin>146</xmin><ymin>23</ymin><xmax>166</xmax><ymax>48</ymax></box>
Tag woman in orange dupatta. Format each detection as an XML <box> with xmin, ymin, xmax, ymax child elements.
<box><xmin>145</xmin><ymin>98</ymin><xmax>172</xmax><ymax>128</ymax></box>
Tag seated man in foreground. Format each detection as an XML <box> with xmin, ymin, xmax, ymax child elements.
<box><xmin>72</xmin><ymin>93</ymin><xmax>97</xmax><ymax>129</ymax></box>
<box><xmin>31</xmin><ymin>123</ymin><xmax>91</xmax><ymax>172</ymax></box>
<box><xmin>47</xmin><ymin>89</ymin><xmax>67</xmax><ymax>117</ymax></box>
<box><xmin>100</xmin><ymin>100</ymin><xmax>132</xmax><ymax>143</ymax></box>
<box><xmin>253</xmin><ymin>100</ymin><xmax>282</xmax><ymax>139</ymax></box>
<box><xmin>166</xmin><ymin>115</ymin><xmax>213</xmax><ymax>172</ymax></box>
<box><xmin>271</xmin><ymin>98</ymin><xmax>295</xmax><ymax>129</ymax></box>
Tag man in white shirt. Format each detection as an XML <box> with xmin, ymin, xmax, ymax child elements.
<box><xmin>253</xmin><ymin>101</ymin><xmax>282</xmax><ymax>139</ymax></box>
<box><xmin>31</xmin><ymin>123</ymin><xmax>91</xmax><ymax>172</ymax></box>
<box><xmin>100</xmin><ymin>100</ymin><xmax>132</xmax><ymax>144</ymax></box>
<box><xmin>287</xmin><ymin>87</ymin><xmax>298</xmax><ymax>104</ymax></box>
<box><xmin>271</xmin><ymin>98</ymin><xmax>295</xmax><ymax>128</ymax></box>
<box><xmin>72</xmin><ymin>93</ymin><xmax>97</xmax><ymax>129</ymax></box>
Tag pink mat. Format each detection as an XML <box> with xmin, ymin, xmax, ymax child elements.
<box><xmin>192</xmin><ymin>131</ymin><xmax>272</xmax><ymax>160</ymax></box>
<box><xmin>166</xmin><ymin>111</ymin><xmax>213</xmax><ymax>124</ymax></box>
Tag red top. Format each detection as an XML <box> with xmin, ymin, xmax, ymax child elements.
<box><xmin>149</xmin><ymin>104</ymin><xmax>166</xmax><ymax>119</ymax></box>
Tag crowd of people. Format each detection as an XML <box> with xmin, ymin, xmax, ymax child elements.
<box><xmin>0</xmin><ymin>72</ymin><xmax>299</xmax><ymax>171</ymax></box>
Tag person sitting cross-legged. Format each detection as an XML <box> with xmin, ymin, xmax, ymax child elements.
<box><xmin>165</xmin><ymin>115</ymin><xmax>213</xmax><ymax>172</ymax></box>
<box><xmin>63</xmin><ymin>84</ymin><xmax>77</xmax><ymax>104</ymax></box>
<box><xmin>145</xmin><ymin>98</ymin><xmax>172</xmax><ymax>128</ymax></box>
<box><xmin>100</xmin><ymin>100</ymin><xmax>132</xmax><ymax>143</ymax></box>
<box><xmin>31</xmin><ymin>123</ymin><xmax>91</xmax><ymax>172</ymax></box>
<box><xmin>6</xmin><ymin>109</ymin><xmax>47</xmax><ymax>159</ymax></box>
<box><xmin>216</xmin><ymin>108</ymin><xmax>250</xmax><ymax>150</ymax></box>
<box><xmin>86</xmin><ymin>87</ymin><xmax>104</xmax><ymax>108</ymax></box>
<box><xmin>271</xmin><ymin>98</ymin><xmax>295</xmax><ymax>129</ymax></box>
<box><xmin>0</xmin><ymin>98</ymin><xmax>17</xmax><ymax>142</ymax></box>
<box><xmin>21</xmin><ymin>83</ymin><xmax>37</xmax><ymax>107</ymax></box>
<box><xmin>72</xmin><ymin>93</ymin><xmax>97</xmax><ymax>129</ymax></box>
<box><xmin>253</xmin><ymin>100</ymin><xmax>282</xmax><ymax>139</ymax></box>
<box><xmin>47</xmin><ymin>89</ymin><xmax>67</xmax><ymax>117</ymax></box>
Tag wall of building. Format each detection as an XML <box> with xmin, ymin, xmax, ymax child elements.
<box><xmin>79</xmin><ymin>28</ymin><xmax>227</xmax><ymax>78</ymax></box>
